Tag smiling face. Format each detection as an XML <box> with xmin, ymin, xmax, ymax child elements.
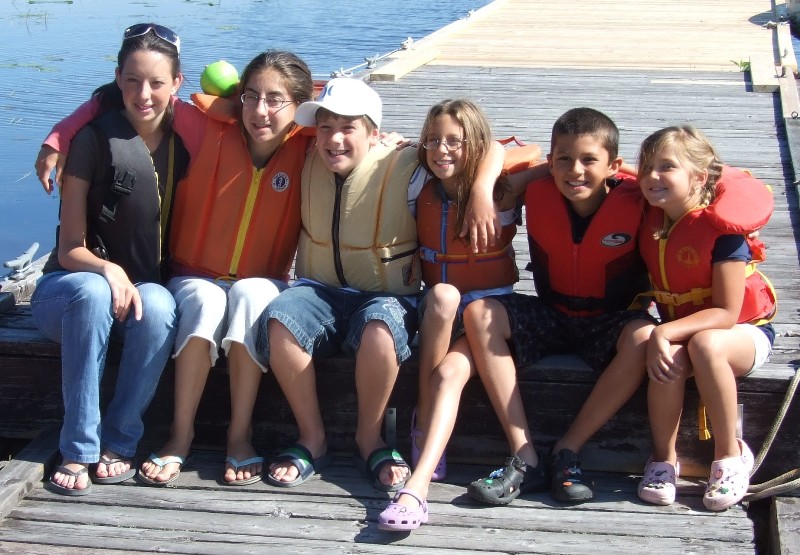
<box><xmin>639</xmin><ymin>145</ymin><xmax>708</xmax><ymax>220</ymax></box>
<box><xmin>424</xmin><ymin>114</ymin><xmax>466</xmax><ymax>194</ymax></box>
<box><xmin>115</xmin><ymin>49</ymin><xmax>181</xmax><ymax>131</ymax></box>
<box><xmin>314</xmin><ymin>111</ymin><xmax>379</xmax><ymax>178</ymax></box>
<box><xmin>240</xmin><ymin>67</ymin><xmax>298</xmax><ymax>157</ymax></box>
<box><xmin>547</xmin><ymin>133</ymin><xmax>622</xmax><ymax>217</ymax></box>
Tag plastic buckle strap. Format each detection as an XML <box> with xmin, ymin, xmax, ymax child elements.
<box><xmin>419</xmin><ymin>246</ymin><xmax>438</xmax><ymax>263</ymax></box>
<box><xmin>111</xmin><ymin>170</ymin><xmax>135</xmax><ymax>195</ymax></box>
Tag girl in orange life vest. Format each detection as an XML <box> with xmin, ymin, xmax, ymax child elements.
<box><xmin>378</xmin><ymin>99</ymin><xmax>528</xmax><ymax>532</ymax></box>
<box><xmin>35</xmin><ymin>51</ymin><xmax>316</xmax><ymax>487</ymax></box>
<box><xmin>635</xmin><ymin>126</ymin><xmax>776</xmax><ymax>511</ymax></box>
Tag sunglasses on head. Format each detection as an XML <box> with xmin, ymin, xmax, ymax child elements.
<box><xmin>123</xmin><ymin>23</ymin><xmax>180</xmax><ymax>54</ymax></box>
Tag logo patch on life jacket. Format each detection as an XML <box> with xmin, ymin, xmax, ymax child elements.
<box><xmin>600</xmin><ymin>233</ymin><xmax>632</xmax><ymax>247</ymax></box>
<box><xmin>676</xmin><ymin>246</ymin><xmax>700</xmax><ymax>268</ymax></box>
<box><xmin>272</xmin><ymin>172</ymin><xmax>290</xmax><ymax>192</ymax></box>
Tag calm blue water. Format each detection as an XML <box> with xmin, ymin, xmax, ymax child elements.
<box><xmin>0</xmin><ymin>0</ymin><xmax>490</xmax><ymax>267</ymax></box>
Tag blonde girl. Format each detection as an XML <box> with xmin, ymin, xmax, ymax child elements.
<box><xmin>636</xmin><ymin>125</ymin><xmax>775</xmax><ymax>511</ymax></box>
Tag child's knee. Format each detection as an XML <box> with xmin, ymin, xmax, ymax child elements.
<box><xmin>686</xmin><ymin>330</ymin><xmax>723</xmax><ymax>363</ymax></box>
<box><xmin>361</xmin><ymin>319</ymin><xmax>393</xmax><ymax>344</ymax></box>
<box><xmin>463</xmin><ymin>297</ymin><xmax>502</xmax><ymax>332</ymax></box>
<box><xmin>428</xmin><ymin>284</ymin><xmax>461</xmax><ymax>312</ymax></box>
<box><xmin>620</xmin><ymin>318</ymin><xmax>656</xmax><ymax>346</ymax></box>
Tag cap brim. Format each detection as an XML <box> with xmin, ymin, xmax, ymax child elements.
<box><xmin>295</xmin><ymin>102</ymin><xmax>322</xmax><ymax>127</ymax></box>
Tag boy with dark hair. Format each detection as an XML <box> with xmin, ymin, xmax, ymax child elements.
<box><xmin>464</xmin><ymin>107</ymin><xmax>655</xmax><ymax>505</ymax></box>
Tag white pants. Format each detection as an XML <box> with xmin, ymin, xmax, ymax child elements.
<box><xmin>167</xmin><ymin>276</ymin><xmax>286</xmax><ymax>372</ymax></box>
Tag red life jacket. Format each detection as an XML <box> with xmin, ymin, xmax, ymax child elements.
<box><xmin>524</xmin><ymin>172</ymin><xmax>647</xmax><ymax>317</ymax></box>
<box><xmin>639</xmin><ymin>166</ymin><xmax>776</xmax><ymax>323</ymax></box>
<box><xmin>417</xmin><ymin>179</ymin><xmax>519</xmax><ymax>293</ymax></box>
<box><xmin>168</xmin><ymin>94</ymin><xmax>314</xmax><ymax>281</ymax></box>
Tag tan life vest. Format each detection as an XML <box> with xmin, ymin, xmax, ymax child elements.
<box><xmin>296</xmin><ymin>145</ymin><xmax>421</xmax><ymax>294</ymax></box>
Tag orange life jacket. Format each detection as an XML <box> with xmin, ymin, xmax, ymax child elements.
<box><xmin>417</xmin><ymin>179</ymin><xmax>518</xmax><ymax>293</ymax></box>
<box><xmin>525</xmin><ymin>172</ymin><xmax>648</xmax><ymax>317</ymax></box>
<box><xmin>639</xmin><ymin>166</ymin><xmax>776</xmax><ymax>323</ymax></box>
<box><xmin>168</xmin><ymin>94</ymin><xmax>314</xmax><ymax>281</ymax></box>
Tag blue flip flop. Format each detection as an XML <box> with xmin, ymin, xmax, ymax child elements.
<box><xmin>137</xmin><ymin>453</ymin><xmax>189</xmax><ymax>486</ymax></box>
<box><xmin>224</xmin><ymin>455</ymin><xmax>264</xmax><ymax>486</ymax></box>
<box><xmin>266</xmin><ymin>444</ymin><xmax>332</xmax><ymax>488</ymax></box>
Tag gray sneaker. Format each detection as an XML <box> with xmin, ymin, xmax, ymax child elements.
<box><xmin>549</xmin><ymin>449</ymin><xmax>593</xmax><ymax>503</ymax></box>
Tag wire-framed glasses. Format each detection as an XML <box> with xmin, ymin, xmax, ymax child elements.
<box><xmin>422</xmin><ymin>137</ymin><xmax>466</xmax><ymax>151</ymax></box>
<box><xmin>240</xmin><ymin>93</ymin><xmax>293</xmax><ymax>110</ymax></box>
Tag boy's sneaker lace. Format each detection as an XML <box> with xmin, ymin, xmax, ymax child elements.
<box><xmin>549</xmin><ymin>448</ymin><xmax>593</xmax><ymax>503</ymax></box>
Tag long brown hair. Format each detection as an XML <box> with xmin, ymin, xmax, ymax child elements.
<box><xmin>92</xmin><ymin>25</ymin><xmax>181</xmax><ymax>125</ymax></box>
<box><xmin>418</xmin><ymin>99</ymin><xmax>493</xmax><ymax>236</ymax></box>
<box><xmin>238</xmin><ymin>50</ymin><xmax>313</xmax><ymax>121</ymax></box>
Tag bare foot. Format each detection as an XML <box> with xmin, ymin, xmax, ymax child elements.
<box><xmin>95</xmin><ymin>451</ymin><xmax>132</xmax><ymax>479</ymax></box>
<box><xmin>140</xmin><ymin>438</ymin><xmax>191</xmax><ymax>483</ymax></box>
<box><xmin>51</xmin><ymin>461</ymin><xmax>91</xmax><ymax>492</ymax></box>
<box><xmin>357</xmin><ymin>440</ymin><xmax>410</xmax><ymax>489</ymax></box>
<box><xmin>224</xmin><ymin>440</ymin><xmax>262</xmax><ymax>483</ymax></box>
<box><xmin>269</xmin><ymin>439</ymin><xmax>327</xmax><ymax>484</ymax></box>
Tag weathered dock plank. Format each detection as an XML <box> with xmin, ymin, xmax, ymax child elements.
<box><xmin>0</xmin><ymin>450</ymin><xmax>756</xmax><ymax>555</ymax></box>
<box><xmin>772</xmin><ymin>497</ymin><xmax>800</xmax><ymax>554</ymax></box>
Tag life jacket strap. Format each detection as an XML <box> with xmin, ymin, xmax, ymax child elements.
<box><xmin>652</xmin><ymin>287</ymin><xmax>712</xmax><ymax>307</ymax></box>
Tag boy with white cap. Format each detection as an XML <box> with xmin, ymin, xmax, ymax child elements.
<box><xmin>257</xmin><ymin>78</ymin><xmax>504</xmax><ymax>491</ymax></box>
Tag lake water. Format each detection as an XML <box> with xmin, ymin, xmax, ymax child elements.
<box><xmin>0</xmin><ymin>0</ymin><xmax>490</xmax><ymax>268</ymax></box>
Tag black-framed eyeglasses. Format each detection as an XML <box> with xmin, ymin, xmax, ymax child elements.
<box><xmin>422</xmin><ymin>138</ymin><xmax>466</xmax><ymax>151</ymax></box>
<box><xmin>124</xmin><ymin>23</ymin><xmax>181</xmax><ymax>54</ymax></box>
<box><xmin>240</xmin><ymin>93</ymin><xmax>293</xmax><ymax>110</ymax></box>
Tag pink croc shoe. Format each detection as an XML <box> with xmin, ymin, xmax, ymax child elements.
<box><xmin>378</xmin><ymin>488</ymin><xmax>429</xmax><ymax>532</ymax></box>
<box><xmin>703</xmin><ymin>438</ymin><xmax>754</xmax><ymax>511</ymax></box>
<box><xmin>410</xmin><ymin>407</ymin><xmax>447</xmax><ymax>481</ymax></box>
<box><xmin>637</xmin><ymin>459</ymin><xmax>680</xmax><ymax>506</ymax></box>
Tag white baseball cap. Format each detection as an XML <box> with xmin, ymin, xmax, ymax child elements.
<box><xmin>295</xmin><ymin>77</ymin><xmax>382</xmax><ymax>129</ymax></box>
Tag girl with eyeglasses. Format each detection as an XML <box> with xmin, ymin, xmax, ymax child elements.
<box><xmin>31</xmin><ymin>24</ymin><xmax>188</xmax><ymax>495</ymax></box>
<box><xmin>378</xmin><ymin>99</ymin><xmax>531</xmax><ymax>531</ymax></box>
<box><xmin>36</xmin><ymin>47</ymin><xmax>317</xmax><ymax>487</ymax></box>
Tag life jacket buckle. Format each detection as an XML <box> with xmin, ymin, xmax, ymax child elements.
<box><xmin>419</xmin><ymin>246</ymin><xmax>438</xmax><ymax>263</ymax></box>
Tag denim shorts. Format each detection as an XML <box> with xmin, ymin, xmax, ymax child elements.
<box><xmin>258</xmin><ymin>281</ymin><xmax>418</xmax><ymax>364</ymax></box>
<box><xmin>493</xmin><ymin>293</ymin><xmax>656</xmax><ymax>372</ymax></box>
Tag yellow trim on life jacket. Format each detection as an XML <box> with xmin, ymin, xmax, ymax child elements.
<box><xmin>229</xmin><ymin>167</ymin><xmax>263</xmax><ymax>277</ymax></box>
<box><xmin>159</xmin><ymin>133</ymin><xmax>176</xmax><ymax>240</ymax></box>
<box><xmin>751</xmin><ymin>267</ymin><xmax>778</xmax><ymax>326</ymax></box>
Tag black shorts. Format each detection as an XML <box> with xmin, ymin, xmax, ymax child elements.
<box><xmin>492</xmin><ymin>293</ymin><xmax>656</xmax><ymax>372</ymax></box>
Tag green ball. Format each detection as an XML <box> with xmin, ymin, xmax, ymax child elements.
<box><xmin>200</xmin><ymin>60</ymin><xmax>239</xmax><ymax>97</ymax></box>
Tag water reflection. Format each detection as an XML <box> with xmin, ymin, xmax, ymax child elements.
<box><xmin>0</xmin><ymin>0</ymin><xmax>488</xmax><ymax>266</ymax></box>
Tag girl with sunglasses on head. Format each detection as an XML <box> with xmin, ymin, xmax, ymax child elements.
<box><xmin>31</xmin><ymin>24</ymin><xmax>188</xmax><ymax>495</ymax></box>
<box><xmin>36</xmin><ymin>46</ymin><xmax>320</xmax><ymax>487</ymax></box>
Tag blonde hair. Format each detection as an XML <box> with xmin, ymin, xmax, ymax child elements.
<box><xmin>417</xmin><ymin>99</ymin><xmax>493</xmax><ymax>236</ymax></box>
<box><xmin>638</xmin><ymin>125</ymin><xmax>723</xmax><ymax>238</ymax></box>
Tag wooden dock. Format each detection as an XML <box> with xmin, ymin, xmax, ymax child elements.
<box><xmin>0</xmin><ymin>431</ymin><xmax>760</xmax><ymax>554</ymax></box>
<box><xmin>1</xmin><ymin>0</ymin><xmax>799</xmax><ymax>552</ymax></box>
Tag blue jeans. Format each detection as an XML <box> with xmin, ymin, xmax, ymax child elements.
<box><xmin>258</xmin><ymin>281</ymin><xmax>418</xmax><ymax>364</ymax></box>
<box><xmin>31</xmin><ymin>271</ymin><xmax>177</xmax><ymax>463</ymax></box>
